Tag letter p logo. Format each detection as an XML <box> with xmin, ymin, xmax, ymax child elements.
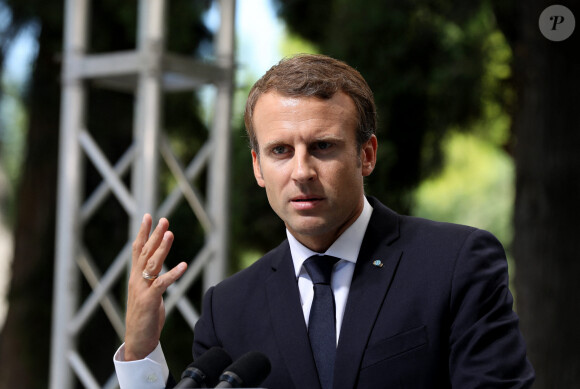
<box><xmin>539</xmin><ymin>5</ymin><xmax>576</xmax><ymax>41</ymax></box>
<box><xmin>550</xmin><ymin>15</ymin><xmax>566</xmax><ymax>30</ymax></box>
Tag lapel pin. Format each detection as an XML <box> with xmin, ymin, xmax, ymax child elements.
<box><xmin>372</xmin><ymin>259</ymin><xmax>383</xmax><ymax>268</ymax></box>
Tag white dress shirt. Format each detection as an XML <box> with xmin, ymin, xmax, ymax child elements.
<box><xmin>114</xmin><ymin>197</ymin><xmax>373</xmax><ymax>389</ymax></box>
<box><xmin>288</xmin><ymin>197</ymin><xmax>373</xmax><ymax>344</ymax></box>
<box><xmin>114</xmin><ymin>343</ymin><xmax>169</xmax><ymax>389</ymax></box>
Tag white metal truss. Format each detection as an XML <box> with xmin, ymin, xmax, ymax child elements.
<box><xmin>49</xmin><ymin>1</ymin><xmax>235</xmax><ymax>388</ymax></box>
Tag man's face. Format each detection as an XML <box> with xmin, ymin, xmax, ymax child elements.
<box><xmin>251</xmin><ymin>91</ymin><xmax>377</xmax><ymax>252</ymax></box>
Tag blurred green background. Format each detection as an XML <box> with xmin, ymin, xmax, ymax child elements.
<box><xmin>0</xmin><ymin>0</ymin><xmax>578</xmax><ymax>388</ymax></box>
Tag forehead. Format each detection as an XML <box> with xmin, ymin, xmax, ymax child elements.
<box><xmin>252</xmin><ymin>92</ymin><xmax>358</xmax><ymax>143</ymax></box>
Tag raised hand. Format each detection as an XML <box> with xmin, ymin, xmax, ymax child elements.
<box><xmin>123</xmin><ymin>214</ymin><xmax>187</xmax><ymax>361</ymax></box>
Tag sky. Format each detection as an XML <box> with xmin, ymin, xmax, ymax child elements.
<box><xmin>236</xmin><ymin>0</ymin><xmax>284</xmax><ymax>76</ymax></box>
<box><xmin>211</xmin><ymin>0</ymin><xmax>284</xmax><ymax>78</ymax></box>
<box><xmin>2</xmin><ymin>22</ymin><xmax>38</xmax><ymax>85</ymax></box>
<box><xmin>3</xmin><ymin>0</ymin><xmax>284</xmax><ymax>85</ymax></box>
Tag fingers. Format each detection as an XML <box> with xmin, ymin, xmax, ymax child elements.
<box><xmin>149</xmin><ymin>262</ymin><xmax>188</xmax><ymax>293</ymax></box>
<box><xmin>130</xmin><ymin>215</ymin><xmax>187</xmax><ymax>291</ymax></box>
<box><xmin>132</xmin><ymin>215</ymin><xmax>171</xmax><ymax>273</ymax></box>
<box><xmin>139</xmin><ymin>218</ymin><xmax>170</xmax><ymax>265</ymax></box>
<box><xmin>132</xmin><ymin>214</ymin><xmax>152</xmax><ymax>267</ymax></box>
<box><xmin>142</xmin><ymin>230</ymin><xmax>174</xmax><ymax>281</ymax></box>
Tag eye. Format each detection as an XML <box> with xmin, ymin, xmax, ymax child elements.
<box><xmin>272</xmin><ymin>145</ymin><xmax>288</xmax><ymax>155</ymax></box>
<box><xmin>315</xmin><ymin>141</ymin><xmax>333</xmax><ymax>150</ymax></box>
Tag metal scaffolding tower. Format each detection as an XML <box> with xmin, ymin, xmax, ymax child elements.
<box><xmin>49</xmin><ymin>0</ymin><xmax>235</xmax><ymax>388</ymax></box>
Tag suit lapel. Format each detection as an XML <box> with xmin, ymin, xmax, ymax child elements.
<box><xmin>334</xmin><ymin>198</ymin><xmax>403</xmax><ymax>389</ymax></box>
<box><xmin>265</xmin><ymin>242</ymin><xmax>321</xmax><ymax>389</ymax></box>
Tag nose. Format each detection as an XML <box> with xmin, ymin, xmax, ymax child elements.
<box><xmin>291</xmin><ymin>147</ymin><xmax>317</xmax><ymax>183</ymax></box>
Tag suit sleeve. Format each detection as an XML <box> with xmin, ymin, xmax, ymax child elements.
<box><xmin>192</xmin><ymin>286</ymin><xmax>221</xmax><ymax>359</ymax></box>
<box><xmin>448</xmin><ymin>228</ymin><xmax>534</xmax><ymax>388</ymax></box>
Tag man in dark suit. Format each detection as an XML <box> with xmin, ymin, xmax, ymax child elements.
<box><xmin>115</xmin><ymin>54</ymin><xmax>534</xmax><ymax>388</ymax></box>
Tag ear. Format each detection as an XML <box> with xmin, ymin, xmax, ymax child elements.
<box><xmin>361</xmin><ymin>135</ymin><xmax>378</xmax><ymax>177</ymax></box>
<box><xmin>252</xmin><ymin>149</ymin><xmax>266</xmax><ymax>187</ymax></box>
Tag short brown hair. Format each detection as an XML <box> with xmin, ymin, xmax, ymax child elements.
<box><xmin>244</xmin><ymin>53</ymin><xmax>377</xmax><ymax>153</ymax></box>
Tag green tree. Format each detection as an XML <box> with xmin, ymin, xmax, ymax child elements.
<box><xmin>0</xmin><ymin>3</ymin><xmax>64</xmax><ymax>387</ymax></box>
<box><xmin>276</xmin><ymin>0</ymin><xmax>500</xmax><ymax>213</ymax></box>
<box><xmin>491</xmin><ymin>0</ymin><xmax>580</xmax><ymax>386</ymax></box>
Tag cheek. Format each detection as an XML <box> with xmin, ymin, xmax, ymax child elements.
<box><xmin>325</xmin><ymin>161</ymin><xmax>362</xmax><ymax>187</ymax></box>
<box><xmin>263</xmin><ymin>184</ymin><xmax>287</xmax><ymax>220</ymax></box>
<box><xmin>261</xmin><ymin>168</ymin><xmax>286</xmax><ymax>199</ymax></box>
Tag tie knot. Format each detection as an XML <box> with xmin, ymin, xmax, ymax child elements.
<box><xmin>303</xmin><ymin>255</ymin><xmax>339</xmax><ymax>285</ymax></box>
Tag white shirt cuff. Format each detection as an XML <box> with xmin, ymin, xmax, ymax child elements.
<box><xmin>113</xmin><ymin>343</ymin><xmax>169</xmax><ymax>389</ymax></box>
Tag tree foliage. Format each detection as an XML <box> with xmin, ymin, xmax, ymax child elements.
<box><xmin>490</xmin><ymin>0</ymin><xmax>580</xmax><ymax>386</ymax></box>
<box><xmin>275</xmin><ymin>0</ymin><xmax>504</xmax><ymax>213</ymax></box>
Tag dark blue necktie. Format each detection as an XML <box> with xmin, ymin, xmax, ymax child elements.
<box><xmin>303</xmin><ymin>255</ymin><xmax>340</xmax><ymax>389</ymax></box>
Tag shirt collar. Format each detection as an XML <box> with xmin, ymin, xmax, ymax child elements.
<box><xmin>287</xmin><ymin>197</ymin><xmax>374</xmax><ymax>278</ymax></box>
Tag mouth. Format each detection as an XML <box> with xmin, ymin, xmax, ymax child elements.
<box><xmin>290</xmin><ymin>195</ymin><xmax>325</xmax><ymax>210</ymax></box>
<box><xmin>290</xmin><ymin>195</ymin><xmax>324</xmax><ymax>202</ymax></box>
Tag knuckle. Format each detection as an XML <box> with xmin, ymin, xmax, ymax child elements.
<box><xmin>152</xmin><ymin>277</ymin><xmax>165</xmax><ymax>289</ymax></box>
<box><xmin>128</xmin><ymin>273</ymin><xmax>141</xmax><ymax>287</ymax></box>
<box><xmin>140</xmin><ymin>245</ymin><xmax>152</xmax><ymax>259</ymax></box>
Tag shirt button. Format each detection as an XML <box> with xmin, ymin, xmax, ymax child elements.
<box><xmin>145</xmin><ymin>373</ymin><xmax>158</xmax><ymax>383</ymax></box>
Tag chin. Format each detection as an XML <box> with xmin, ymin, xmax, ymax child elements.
<box><xmin>287</xmin><ymin>219</ymin><xmax>334</xmax><ymax>237</ymax></box>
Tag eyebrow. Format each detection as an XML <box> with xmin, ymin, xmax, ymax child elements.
<box><xmin>262</xmin><ymin>135</ymin><xmax>345</xmax><ymax>151</ymax></box>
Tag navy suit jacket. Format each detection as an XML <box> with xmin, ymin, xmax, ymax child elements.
<box><xmin>192</xmin><ymin>197</ymin><xmax>534</xmax><ymax>388</ymax></box>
